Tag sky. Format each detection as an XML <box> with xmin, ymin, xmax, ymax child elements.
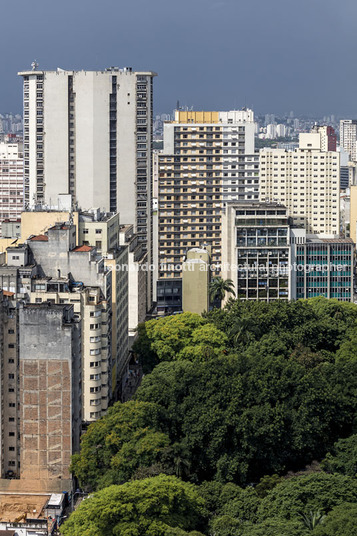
<box><xmin>2</xmin><ymin>0</ymin><xmax>357</xmax><ymax>117</ymax></box>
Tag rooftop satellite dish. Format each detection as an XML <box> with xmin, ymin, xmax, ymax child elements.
<box><xmin>31</xmin><ymin>60</ymin><xmax>39</xmax><ymax>71</ymax></box>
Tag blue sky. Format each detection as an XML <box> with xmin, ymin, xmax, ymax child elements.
<box><xmin>2</xmin><ymin>0</ymin><xmax>357</xmax><ymax>116</ymax></box>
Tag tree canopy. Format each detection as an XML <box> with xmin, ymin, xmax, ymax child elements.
<box><xmin>67</xmin><ymin>298</ymin><xmax>357</xmax><ymax>535</ymax></box>
<box><xmin>70</xmin><ymin>400</ymin><xmax>171</xmax><ymax>490</ymax></box>
<box><xmin>321</xmin><ymin>434</ymin><xmax>357</xmax><ymax>477</ymax></box>
<box><xmin>61</xmin><ymin>475</ymin><xmax>207</xmax><ymax>536</ymax></box>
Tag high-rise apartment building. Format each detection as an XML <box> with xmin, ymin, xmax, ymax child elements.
<box><xmin>18</xmin><ymin>67</ymin><xmax>156</xmax><ymax>254</ymax></box>
<box><xmin>0</xmin><ymin>141</ymin><xmax>24</xmax><ymax>231</ymax></box>
<box><xmin>260</xmin><ymin>133</ymin><xmax>340</xmax><ymax>237</ymax></box>
<box><xmin>311</xmin><ymin>125</ymin><xmax>337</xmax><ymax>151</ymax></box>
<box><xmin>340</xmin><ymin>119</ymin><xmax>357</xmax><ymax>161</ymax></box>
<box><xmin>0</xmin><ymin>289</ymin><xmax>81</xmax><ymax>491</ymax></box>
<box><xmin>222</xmin><ymin>202</ymin><xmax>291</xmax><ymax>301</ymax></box>
<box><xmin>19</xmin><ymin>303</ymin><xmax>81</xmax><ymax>489</ymax></box>
<box><xmin>157</xmin><ymin>109</ymin><xmax>257</xmax><ymax>311</ymax></box>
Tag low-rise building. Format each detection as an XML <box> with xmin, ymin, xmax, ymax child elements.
<box><xmin>182</xmin><ymin>248</ymin><xmax>210</xmax><ymax>314</ymax></box>
<box><xmin>291</xmin><ymin>236</ymin><xmax>354</xmax><ymax>301</ymax></box>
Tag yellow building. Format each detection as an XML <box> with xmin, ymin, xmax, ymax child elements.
<box><xmin>21</xmin><ymin>210</ymin><xmax>79</xmax><ymax>242</ymax></box>
<box><xmin>182</xmin><ymin>248</ymin><xmax>210</xmax><ymax>314</ymax></box>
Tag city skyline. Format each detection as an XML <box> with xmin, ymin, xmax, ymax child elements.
<box><xmin>2</xmin><ymin>0</ymin><xmax>357</xmax><ymax>116</ymax></box>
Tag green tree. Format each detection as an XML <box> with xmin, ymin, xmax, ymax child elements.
<box><xmin>179</xmin><ymin>324</ymin><xmax>228</xmax><ymax>361</ymax></box>
<box><xmin>255</xmin><ymin>474</ymin><xmax>283</xmax><ymax>498</ymax></box>
<box><xmin>134</xmin><ymin>313</ymin><xmax>228</xmax><ymax>370</ymax></box>
<box><xmin>210</xmin><ymin>515</ymin><xmax>243</xmax><ymax>536</ymax></box>
<box><xmin>61</xmin><ymin>475</ymin><xmax>207</xmax><ymax>536</ymax></box>
<box><xmin>241</xmin><ymin>518</ymin><xmax>308</xmax><ymax>536</ymax></box>
<box><xmin>314</xmin><ymin>503</ymin><xmax>357</xmax><ymax>536</ymax></box>
<box><xmin>257</xmin><ymin>473</ymin><xmax>357</xmax><ymax>522</ymax></box>
<box><xmin>209</xmin><ymin>277</ymin><xmax>236</xmax><ymax>305</ymax></box>
<box><xmin>136</xmin><ymin>355</ymin><xmax>357</xmax><ymax>485</ymax></box>
<box><xmin>321</xmin><ymin>434</ymin><xmax>357</xmax><ymax>477</ymax></box>
<box><xmin>133</xmin><ymin>312</ymin><xmax>205</xmax><ymax>371</ymax></box>
<box><xmin>219</xmin><ymin>486</ymin><xmax>260</xmax><ymax>523</ymax></box>
<box><xmin>70</xmin><ymin>400</ymin><xmax>171</xmax><ymax>490</ymax></box>
<box><xmin>336</xmin><ymin>322</ymin><xmax>357</xmax><ymax>362</ymax></box>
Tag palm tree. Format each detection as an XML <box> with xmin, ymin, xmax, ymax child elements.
<box><xmin>209</xmin><ymin>277</ymin><xmax>236</xmax><ymax>306</ymax></box>
<box><xmin>299</xmin><ymin>510</ymin><xmax>326</xmax><ymax>530</ymax></box>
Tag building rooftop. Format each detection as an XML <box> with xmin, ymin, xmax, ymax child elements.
<box><xmin>2</xmin><ymin>291</ymin><xmax>15</xmax><ymax>297</ymax></box>
<box><xmin>48</xmin><ymin>223</ymin><xmax>71</xmax><ymax>231</ymax></box>
<box><xmin>0</xmin><ymin>494</ymin><xmax>49</xmax><ymax>523</ymax></box>
<box><xmin>18</xmin><ymin>68</ymin><xmax>157</xmax><ymax>76</ymax></box>
<box><xmin>72</xmin><ymin>245</ymin><xmax>93</xmax><ymax>252</ymax></box>
<box><xmin>308</xmin><ymin>237</ymin><xmax>355</xmax><ymax>244</ymax></box>
<box><xmin>228</xmin><ymin>200</ymin><xmax>287</xmax><ymax>209</ymax></box>
<box><xmin>29</xmin><ymin>235</ymin><xmax>48</xmax><ymax>242</ymax></box>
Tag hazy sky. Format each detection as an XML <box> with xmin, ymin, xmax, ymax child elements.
<box><xmin>2</xmin><ymin>0</ymin><xmax>357</xmax><ymax>116</ymax></box>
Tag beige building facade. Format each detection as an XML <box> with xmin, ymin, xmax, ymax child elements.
<box><xmin>259</xmin><ymin>133</ymin><xmax>340</xmax><ymax>237</ymax></box>
<box><xmin>182</xmin><ymin>248</ymin><xmax>210</xmax><ymax>314</ymax></box>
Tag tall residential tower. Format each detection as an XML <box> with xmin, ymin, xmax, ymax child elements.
<box><xmin>157</xmin><ymin>109</ymin><xmax>257</xmax><ymax>313</ymax></box>
<box><xmin>18</xmin><ymin>66</ymin><xmax>156</xmax><ymax>252</ymax></box>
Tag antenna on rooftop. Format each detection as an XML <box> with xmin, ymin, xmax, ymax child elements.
<box><xmin>31</xmin><ymin>60</ymin><xmax>39</xmax><ymax>71</ymax></box>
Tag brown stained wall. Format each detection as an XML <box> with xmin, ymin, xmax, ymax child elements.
<box><xmin>20</xmin><ymin>359</ymin><xmax>72</xmax><ymax>481</ymax></box>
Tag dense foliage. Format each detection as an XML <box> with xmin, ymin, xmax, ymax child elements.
<box><xmin>322</xmin><ymin>434</ymin><xmax>357</xmax><ymax>477</ymax></box>
<box><xmin>61</xmin><ymin>475</ymin><xmax>207</xmax><ymax>536</ymax></box>
<box><xmin>66</xmin><ymin>298</ymin><xmax>357</xmax><ymax>535</ymax></box>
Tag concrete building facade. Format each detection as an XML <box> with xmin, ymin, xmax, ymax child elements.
<box><xmin>260</xmin><ymin>133</ymin><xmax>340</xmax><ymax>237</ymax></box>
<box><xmin>222</xmin><ymin>202</ymin><xmax>291</xmax><ymax>301</ymax></box>
<box><xmin>18</xmin><ymin>67</ymin><xmax>156</xmax><ymax>258</ymax></box>
<box><xmin>182</xmin><ymin>248</ymin><xmax>210</xmax><ymax>314</ymax></box>
<box><xmin>157</xmin><ymin>109</ymin><xmax>257</xmax><ymax>312</ymax></box>
<box><xmin>340</xmin><ymin>119</ymin><xmax>357</xmax><ymax>161</ymax></box>
<box><xmin>0</xmin><ymin>142</ymin><xmax>24</xmax><ymax>232</ymax></box>
<box><xmin>292</xmin><ymin>237</ymin><xmax>354</xmax><ymax>301</ymax></box>
<box><xmin>19</xmin><ymin>304</ymin><xmax>81</xmax><ymax>489</ymax></box>
<box><xmin>119</xmin><ymin>225</ymin><xmax>147</xmax><ymax>347</ymax></box>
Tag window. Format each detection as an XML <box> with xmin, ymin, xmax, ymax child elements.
<box><xmin>8</xmin><ymin>374</ymin><xmax>14</xmax><ymax>380</ymax></box>
<box><xmin>95</xmin><ymin>229</ymin><xmax>102</xmax><ymax>234</ymax></box>
<box><xmin>90</xmin><ymin>374</ymin><xmax>101</xmax><ymax>380</ymax></box>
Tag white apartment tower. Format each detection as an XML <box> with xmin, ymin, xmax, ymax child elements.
<box><xmin>260</xmin><ymin>133</ymin><xmax>340</xmax><ymax>237</ymax></box>
<box><xmin>18</xmin><ymin>67</ymin><xmax>156</xmax><ymax>251</ymax></box>
<box><xmin>340</xmin><ymin>119</ymin><xmax>357</xmax><ymax>161</ymax></box>
<box><xmin>0</xmin><ymin>142</ymin><xmax>24</xmax><ymax>228</ymax></box>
